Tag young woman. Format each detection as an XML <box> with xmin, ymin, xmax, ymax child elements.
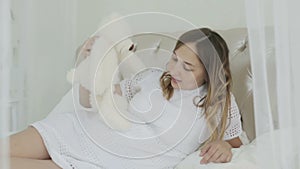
<box><xmin>8</xmin><ymin>28</ymin><xmax>242</xmax><ymax>169</ymax></box>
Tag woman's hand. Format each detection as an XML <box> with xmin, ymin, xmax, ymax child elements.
<box><xmin>114</xmin><ymin>84</ymin><xmax>122</xmax><ymax>96</ymax></box>
<box><xmin>77</xmin><ymin>36</ymin><xmax>99</xmax><ymax>107</ymax></box>
<box><xmin>76</xmin><ymin>36</ymin><xmax>99</xmax><ymax>65</ymax></box>
<box><xmin>199</xmin><ymin>140</ymin><xmax>232</xmax><ymax>164</ymax></box>
<box><xmin>82</xmin><ymin>36</ymin><xmax>99</xmax><ymax>58</ymax></box>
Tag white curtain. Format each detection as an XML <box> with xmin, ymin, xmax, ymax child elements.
<box><xmin>0</xmin><ymin>0</ymin><xmax>11</xmax><ymax>168</ymax></box>
<box><xmin>245</xmin><ymin>0</ymin><xmax>300</xmax><ymax>168</ymax></box>
<box><xmin>0</xmin><ymin>0</ymin><xmax>78</xmax><ymax>168</ymax></box>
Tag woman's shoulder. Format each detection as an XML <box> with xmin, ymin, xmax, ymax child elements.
<box><xmin>229</xmin><ymin>92</ymin><xmax>238</xmax><ymax>103</ymax></box>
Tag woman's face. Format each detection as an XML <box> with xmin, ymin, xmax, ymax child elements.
<box><xmin>166</xmin><ymin>43</ymin><xmax>207</xmax><ymax>90</ymax></box>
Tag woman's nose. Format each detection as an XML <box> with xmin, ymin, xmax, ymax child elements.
<box><xmin>169</xmin><ymin>62</ymin><xmax>181</xmax><ymax>76</ymax></box>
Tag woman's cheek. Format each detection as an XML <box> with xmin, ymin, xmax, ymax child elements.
<box><xmin>166</xmin><ymin>62</ymin><xmax>172</xmax><ymax>72</ymax></box>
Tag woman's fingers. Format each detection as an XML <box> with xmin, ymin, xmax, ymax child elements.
<box><xmin>199</xmin><ymin>141</ymin><xmax>233</xmax><ymax>164</ymax></box>
<box><xmin>217</xmin><ymin>151</ymin><xmax>233</xmax><ymax>163</ymax></box>
<box><xmin>207</xmin><ymin>149</ymin><xmax>222</xmax><ymax>163</ymax></box>
<box><xmin>226</xmin><ymin>152</ymin><xmax>233</xmax><ymax>162</ymax></box>
<box><xmin>199</xmin><ymin>143</ymin><xmax>211</xmax><ymax>156</ymax></box>
<box><xmin>113</xmin><ymin>84</ymin><xmax>122</xmax><ymax>96</ymax></box>
<box><xmin>200</xmin><ymin>145</ymin><xmax>218</xmax><ymax>164</ymax></box>
<box><xmin>201</xmin><ymin>149</ymin><xmax>231</xmax><ymax>164</ymax></box>
<box><xmin>82</xmin><ymin>36</ymin><xmax>99</xmax><ymax>58</ymax></box>
<box><xmin>85</xmin><ymin>36</ymin><xmax>99</xmax><ymax>48</ymax></box>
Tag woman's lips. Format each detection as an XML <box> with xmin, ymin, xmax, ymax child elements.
<box><xmin>171</xmin><ymin>77</ymin><xmax>181</xmax><ymax>83</ymax></box>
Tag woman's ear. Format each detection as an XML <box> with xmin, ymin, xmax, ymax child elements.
<box><xmin>201</xmin><ymin>76</ymin><xmax>208</xmax><ymax>86</ymax></box>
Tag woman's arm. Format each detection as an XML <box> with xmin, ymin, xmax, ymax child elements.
<box><xmin>226</xmin><ymin>137</ymin><xmax>242</xmax><ymax>148</ymax></box>
<box><xmin>198</xmin><ymin>94</ymin><xmax>243</xmax><ymax>164</ymax></box>
<box><xmin>76</xmin><ymin>36</ymin><xmax>98</xmax><ymax>108</ymax></box>
<box><xmin>79</xmin><ymin>83</ymin><xmax>123</xmax><ymax>108</ymax></box>
<box><xmin>79</xmin><ymin>85</ymin><xmax>92</xmax><ymax>108</ymax></box>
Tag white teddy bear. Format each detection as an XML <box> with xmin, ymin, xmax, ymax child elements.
<box><xmin>67</xmin><ymin>13</ymin><xmax>145</xmax><ymax>131</ymax></box>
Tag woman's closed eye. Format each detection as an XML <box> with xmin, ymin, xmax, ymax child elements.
<box><xmin>171</xmin><ymin>54</ymin><xmax>193</xmax><ymax>71</ymax></box>
<box><xmin>183</xmin><ymin>64</ymin><xmax>193</xmax><ymax>71</ymax></box>
<box><xmin>171</xmin><ymin>54</ymin><xmax>178</xmax><ymax>61</ymax></box>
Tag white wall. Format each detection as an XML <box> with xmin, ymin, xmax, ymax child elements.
<box><xmin>11</xmin><ymin>0</ymin><xmax>77</xmax><ymax>128</ymax></box>
<box><xmin>76</xmin><ymin>0</ymin><xmax>247</xmax><ymax>45</ymax></box>
<box><xmin>11</xmin><ymin>0</ymin><xmax>249</xmax><ymax>129</ymax></box>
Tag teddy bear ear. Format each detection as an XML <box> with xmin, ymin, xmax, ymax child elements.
<box><xmin>98</xmin><ymin>12</ymin><xmax>122</xmax><ymax>27</ymax></box>
<box><xmin>95</xmin><ymin>12</ymin><xmax>132</xmax><ymax>46</ymax></box>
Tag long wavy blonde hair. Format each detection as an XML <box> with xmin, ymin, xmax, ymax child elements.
<box><xmin>160</xmin><ymin>28</ymin><xmax>232</xmax><ymax>144</ymax></box>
